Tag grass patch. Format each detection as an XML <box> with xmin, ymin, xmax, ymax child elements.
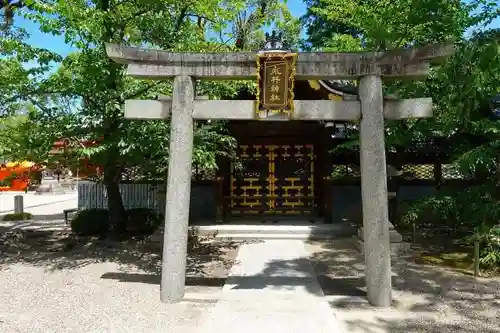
<box><xmin>415</xmin><ymin>251</ymin><xmax>473</xmax><ymax>270</ymax></box>
<box><xmin>2</xmin><ymin>212</ymin><xmax>33</xmax><ymax>221</ymax></box>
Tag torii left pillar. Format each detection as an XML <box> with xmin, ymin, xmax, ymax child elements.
<box><xmin>160</xmin><ymin>75</ymin><xmax>195</xmax><ymax>302</ymax></box>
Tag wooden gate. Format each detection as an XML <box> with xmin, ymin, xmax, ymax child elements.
<box><xmin>230</xmin><ymin>144</ymin><xmax>315</xmax><ymax>216</ymax></box>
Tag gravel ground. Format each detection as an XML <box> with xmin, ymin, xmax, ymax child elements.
<box><xmin>305</xmin><ymin>239</ymin><xmax>500</xmax><ymax>333</ymax></box>
<box><xmin>0</xmin><ymin>230</ymin><xmax>240</xmax><ymax>333</ymax></box>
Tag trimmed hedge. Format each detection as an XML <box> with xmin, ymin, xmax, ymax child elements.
<box><xmin>2</xmin><ymin>212</ymin><xmax>33</xmax><ymax>221</ymax></box>
<box><xmin>70</xmin><ymin>209</ymin><xmax>110</xmax><ymax>236</ymax></box>
<box><xmin>126</xmin><ymin>208</ymin><xmax>163</xmax><ymax>235</ymax></box>
<box><xmin>69</xmin><ymin>208</ymin><xmax>163</xmax><ymax>236</ymax></box>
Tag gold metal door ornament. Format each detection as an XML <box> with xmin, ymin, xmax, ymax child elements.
<box><xmin>230</xmin><ymin>144</ymin><xmax>314</xmax><ymax>216</ymax></box>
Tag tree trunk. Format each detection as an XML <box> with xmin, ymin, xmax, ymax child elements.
<box><xmin>104</xmin><ymin>163</ymin><xmax>127</xmax><ymax>235</ymax></box>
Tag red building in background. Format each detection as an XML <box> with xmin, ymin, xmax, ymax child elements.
<box><xmin>50</xmin><ymin>137</ymin><xmax>103</xmax><ymax>178</ymax></box>
<box><xmin>0</xmin><ymin>161</ymin><xmax>38</xmax><ymax>191</ymax></box>
<box><xmin>0</xmin><ymin>137</ymin><xmax>102</xmax><ymax>191</ymax></box>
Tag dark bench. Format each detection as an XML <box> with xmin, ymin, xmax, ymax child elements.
<box><xmin>35</xmin><ymin>186</ymin><xmax>52</xmax><ymax>195</ymax></box>
<box><xmin>63</xmin><ymin>208</ymin><xmax>79</xmax><ymax>224</ymax></box>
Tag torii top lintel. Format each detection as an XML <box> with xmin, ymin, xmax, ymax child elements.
<box><xmin>105</xmin><ymin>43</ymin><xmax>454</xmax><ymax>81</ymax></box>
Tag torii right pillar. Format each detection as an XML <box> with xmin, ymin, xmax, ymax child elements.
<box><xmin>358</xmin><ymin>74</ymin><xmax>392</xmax><ymax>306</ymax></box>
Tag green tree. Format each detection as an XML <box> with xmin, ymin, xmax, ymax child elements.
<box><xmin>0</xmin><ymin>106</ymin><xmax>69</xmax><ymax>162</ymax></box>
<box><xmin>0</xmin><ymin>0</ymin><xmax>26</xmax><ymax>28</ymax></box>
<box><xmin>304</xmin><ymin>0</ymin><xmax>500</xmax><ymax>266</ymax></box>
<box><xmin>427</xmin><ymin>31</ymin><xmax>500</xmax><ymax>180</ymax></box>
<box><xmin>302</xmin><ymin>0</ymin><xmax>498</xmax><ymax>51</ymax></box>
<box><xmin>302</xmin><ymin>0</ymin><xmax>500</xmax><ymax>152</ymax></box>
<box><xmin>25</xmin><ymin>0</ymin><xmax>244</xmax><ymax>234</ymax></box>
<box><xmin>301</xmin><ymin>0</ymin><xmax>361</xmax><ymax>50</ymax></box>
<box><xmin>1</xmin><ymin>0</ymin><xmax>298</xmax><ymax>235</ymax></box>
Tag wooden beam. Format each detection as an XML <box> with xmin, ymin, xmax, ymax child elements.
<box><xmin>124</xmin><ymin>99</ymin><xmax>432</xmax><ymax>121</ymax></box>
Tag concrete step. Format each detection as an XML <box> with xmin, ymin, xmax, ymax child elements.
<box><xmin>193</xmin><ymin>224</ymin><xmax>355</xmax><ymax>238</ymax></box>
<box><xmin>215</xmin><ymin>233</ymin><xmax>348</xmax><ymax>240</ymax></box>
<box><xmin>151</xmin><ymin>223</ymin><xmax>356</xmax><ymax>242</ymax></box>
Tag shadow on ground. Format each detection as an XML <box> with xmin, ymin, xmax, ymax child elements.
<box><xmin>308</xmin><ymin>240</ymin><xmax>500</xmax><ymax>332</ymax></box>
<box><xmin>169</xmin><ymin>235</ymin><xmax>497</xmax><ymax>333</ymax></box>
<box><xmin>1</xmin><ymin>227</ymin><xmax>499</xmax><ymax>332</ymax></box>
<box><xmin>100</xmin><ymin>272</ymin><xmax>228</xmax><ymax>287</ymax></box>
<box><xmin>96</xmin><ymin>236</ymin><xmax>500</xmax><ymax>332</ymax></box>
<box><xmin>0</xmin><ymin>229</ymin><xmax>240</xmax><ymax>287</ymax></box>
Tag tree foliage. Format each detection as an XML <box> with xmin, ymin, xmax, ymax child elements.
<box><xmin>0</xmin><ymin>106</ymin><xmax>70</xmax><ymax>163</ymax></box>
<box><xmin>303</xmin><ymin>0</ymin><xmax>499</xmax><ymax>51</ymax></box>
<box><xmin>305</xmin><ymin>0</ymin><xmax>500</xmax><ymax>267</ymax></box>
<box><xmin>301</xmin><ymin>0</ymin><xmax>361</xmax><ymax>50</ymax></box>
<box><xmin>0</xmin><ymin>0</ymin><xmax>299</xmax><ymax>235</ymax></box>
<box><xmin>410</xmin><ymin>32</ymin><xmax>500</xmax><ymax>178</ymax></box>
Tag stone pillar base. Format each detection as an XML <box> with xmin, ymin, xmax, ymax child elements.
<box><xmin>353</xmin><ymin>227</ymin><xmax>411</xmax><ymax>255</ymax></box>
<box><xmin>150</xmin><ymin>226</ymin><xmax>164</xmax><ymax>244</ymax></box>
<box><xmin>357</xmin><ymin>226</ymin><xmax>403</xmax><ymax>243</ymax></box>
<box><xmin>353</xmin><ymin>235</ymin><xmax>411</xmax><ymax>255</ymax></box>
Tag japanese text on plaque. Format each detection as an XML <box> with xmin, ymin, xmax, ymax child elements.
<box><xmin>262</xmin><ymin>61</ymin><xmax>288</xmax><ymax>108</ymax></box>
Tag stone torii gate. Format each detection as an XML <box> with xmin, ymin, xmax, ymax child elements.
<box><xmin>106</xmin><ymin>42</ymin><xmax>453</xmax><ymax>307</ymax></box>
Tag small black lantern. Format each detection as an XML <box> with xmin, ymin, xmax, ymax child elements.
<box><xmin>325</xmin><ymin>122</ymin><xmax>347</xmax><ymax>139</ymax></box>
<box><xmin>490</xmin><ymin>94</ymin><xmax>500</xmax><ymax>120</ymax></box>
<box><xmin>260</xmin><ymin>30</ymin><xmax>292</xmax><ymax>53</ymax></box>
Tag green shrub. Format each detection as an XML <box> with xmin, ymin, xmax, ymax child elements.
<box><xmin>126</xmin><ymin>208</ymin><xmax>163</xmax><ymax>235</ymax></box>
<box><xmin>71</xmin><ymin>209</ymin><xmax>110</xmax><ymax>236</ymax></box>
<box><xmin>477</xmin><ymin>225</ymin><xmax>500</xmax><ymax>270</ymax></box>
<box><xmin>402</xmin><ymin>185</ymin><xmax>500</xmax><ymax>270</ymax></box>
<box><xmin>400</xmin><ymin>195</ymin><xmax>460</xmax><ymax>229</ymax></box>
<box><xmin>2</xmin><ymin>212</ymin><xmax>33</xmax><ymax>221</ymax></box>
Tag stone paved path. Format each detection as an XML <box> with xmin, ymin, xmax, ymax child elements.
<box><xmin>199</xmin><ymin>240</ymin><xmax>343</xmax><ymax>333</ymax></box>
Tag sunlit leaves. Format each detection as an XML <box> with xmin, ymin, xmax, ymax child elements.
<box><xmin>307</xmin><ymin>0</ymin><xmax>484</xmax><ymax>51</ymax></box>
<box><xmin>1</xmin><ymin>0</ymin><xmax>295</xmax><ymax>180</ymax></box>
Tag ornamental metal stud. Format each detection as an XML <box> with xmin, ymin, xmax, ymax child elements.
<box><xmin>260</xmin><ymin>30</ymin><xmax>291</xmax><ymax>53</ymax></box>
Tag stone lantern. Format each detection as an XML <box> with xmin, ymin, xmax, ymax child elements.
<box><xmin>354</xmin><ymin>164</ymin><xmax>409</xmax><ymax>254</ymax></box>
<box><xmin>386</xmin><ymin>165</ymin><xmax>403</xmax><ymax>240</ymax></box>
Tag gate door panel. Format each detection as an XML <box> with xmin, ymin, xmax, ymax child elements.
<box><xmin>273</xmin><ymin>144</ymin><xmax>315</xmax><ymax>215</ymax></box>
<box><xmin>230</xmin><ymin>145</ymin><xmax>271</xmax><ymax>215</ymax></box>
<box><xmin>230</xmin><ymin>144</ymin><xmax>315</xmax><ymax>216</ymax></box>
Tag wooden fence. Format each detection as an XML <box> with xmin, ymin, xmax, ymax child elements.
<box><xmin>78</xmin><ymin>181</ymin><xmax>165</xmax><ymax>214</ymax></box>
